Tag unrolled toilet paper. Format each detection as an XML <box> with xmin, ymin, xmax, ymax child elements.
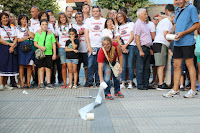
<box><xmin>86</xmin><ymin>113</ymin><xmax>94</xmax><ymax>120</ymax></box>
<box><xmin>166</xmin><ymin>34</ymin><xmax>177</xmax><ymax>40</ymax></box>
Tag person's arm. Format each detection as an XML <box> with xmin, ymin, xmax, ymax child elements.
<box><xmin>121</xmin><ymin>30</ymin><xmax>134</xmax><ymax>51</ymax></box>
<box><xmin>194</xmin><ymin>30</ymin><xmax>198</xmax><ymax>38</ymax></box>
<box><xmin>170</xmin><ymin>24</ymin><xmax>176</xmax><ymax>34</ymax></box>
<box><xmin>117</xmin><ymin>45</ymin><xmax>123</xmax><ymax>74</ymax></box>
<box><xmin>98</xmin><ymin>62</ymin><xmax>104</xmax><ymax>83</ymax></box>
<box><xmin>151</xmin><ymin>32</ymin><xmax>156</xmax><ymax>40</ymax></box>
<box><xmin>71</xmin><ymin>39</ymin><xmax>78</xmax><ymax>49</ymax></box>
<box><xmin>65</xmin><ymin>45</ymin><xmax>78</xmax><ymax>52</ymax></box>
<box><xmin>34</xmin><ymin>33</ymin><xmax>46</xmax><ymax>51</ymax></box>
<box><xmin>52</xmin><ymin>42</ymin><xmax>56</xmax><ymax>60</ymax></box>
<box><xmin>175</xmin><ymin>22</ymin><xmax>199</xmax><ymax>40</ymax></box>
<box><xmin>56</xmin><ymin>38</ymin><xmax>61</xmax><ymax>48</ymax></box>
<box><xmin>135</xmin><ymin>35</ymin><xmax>145</xmax><ymax>57</ymax></box>
<box><xmin>85</xmin><ymin>28</ymin><xmax>93</xmax><ymax>55</ymax></box>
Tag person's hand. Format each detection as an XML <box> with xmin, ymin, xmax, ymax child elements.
<box><xmin>52</xmin><ymin>54</ymin><xmax>56</xmax><ymax>60</ymax></box>
<box><xmin>169</xmin><ymin>51</ymin><xmax>173</xmax><ymax>56</ymax></box>
<box><xmin>8</xmin><ymin>43</ymin><xmax>14</xmax><ymax>47</ymax></box>
<box><xmin>9</xmin><ymin>47</ymin><xmax>14</xmax><ymax>53</ymax></box>
<box><xmin>112</xmin><ymin>24</ymin><xmax>116</xmax><ymax>31</ymax></box>
<box><xmin>122</xmin><ymin>49</ymin><xmax>128</xmax><ymax>54</ymax></box>
<box><xmin>121</xmin><ymin>45</ymin><xmax>127</xmax><ymax>51</ymax></box>
<box><xmin>74</xmin><ymin>49</ymin><xmax>79</xmax><ymax>53</ymax></box>
<box><xmin>150</xmin><ymin>49</ymin><xmax>154</xmax><ymax>55</ymax></box>
<box><xmin>57</xmin><ymin>43</ymin><xmax>61</xmax><ymax>48</ymax></box>
<box><xmin>88</xmin><ymin>46</ymin><xmax>93</xmax><ymax>55</ymax></box>
<box><xmin>139</xmin><ymin>50</ymin><xmax>145</xmax><ymax>57</ymax></box>
<box><xmin>118</xmin><ymin>67</ymin><xmax>122</xmax><ymax>74</ymax></box>
<box><xmin>175</xmin><ymin>32</ymin><xmax>184</xmax><ymax>41</ymax></box>
<box><xmin>79</xmin><ymin>29</ymin><xmax>84</xmax><ymax>35</ymax></box>
<box><xmin>48</xmin><ymin>30</ymin><xmax>52</xmax><ymax>34</ymax></box>
<box><xmin>41</xmin><ymin>46</ymin><xmax>46</xmax><ymax>51</ymax></box>
<box><xmin>100</xmin><ymin>80</ymin><xmax>105</xmax><ymax>84</ymax></box>
<box><xmin>70</xmin><ymin>36</ymin><xmax>75</xmax><ymax>41</ymax></box>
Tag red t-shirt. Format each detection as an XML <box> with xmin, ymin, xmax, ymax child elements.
<box><xmin>97</xmin><ymin>42</ymin><xmax>119</xmax><ymax>63</ymax></box>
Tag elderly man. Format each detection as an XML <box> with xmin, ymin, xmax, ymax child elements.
<box><xmin>65</xmin><ymin>6</ymin><xmax>76</xmax><ymax>27</ymax></box>
<box><xmin>163</xmin><ymin>0</ymin><xmax>199</xmax><ymax>98</ymax></box>
<box><xmin>134</xmin><ymin>8</ymin><xmax>153</xmax><ymax>90</ymax></box>
<box><xmin>30</xmin><ymin>6</ymin><xmax>40</xmax><ymax>33</ymax></box>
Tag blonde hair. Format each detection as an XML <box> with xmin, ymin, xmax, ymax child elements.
<box><xmin>102</xmin><ymin>37</ymin><xmax>116</xmax><ymax>63</ymax></box>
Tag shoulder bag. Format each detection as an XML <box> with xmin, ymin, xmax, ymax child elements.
<box><xmin>35</xmin><ymin>31</ymin><xmax>47</xmax><ymax>60</ymax></box>
<box><xmin>102</xmin><ymin>47</ymin><xmax>120</xmax><ymax>77</ymax></box>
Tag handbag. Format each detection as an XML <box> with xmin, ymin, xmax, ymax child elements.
<box><xmin>20</xmin><ymin>39</ymin><xmax>32</xmax><ymax>52</ymax></box>
<box><xmin>102</xmin><ymin>47</ymin><xmax>120</xmax><ymax>77</ymax></box>
<box><xmin>35</xmin><ymin>31</ymin><xmax>47</xmax><ymax>60</ymax></box>
<box><xmin>2</xmin><ymin>26</ymin><xmax>18</xmax><ymax>56</ymax></box>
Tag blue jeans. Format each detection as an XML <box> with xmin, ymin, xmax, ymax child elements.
<box><xmin>136</xmin><ymin>46</ymin><xmax>151</xmax><ymax>88</ymax></box>
<box><xmin>87</xmin><ymin>48</ymin><xmax>100</xmax><ymax>84</ymax></box>
<box><xmin>103</xmin><ymin>62</ymin><xmax>120</xmax><ymax>95</ymax></box>
<box><xmin>121</xmin><ymin>45</ymin><xmax>136</xmax><ymax>82</ymax></box>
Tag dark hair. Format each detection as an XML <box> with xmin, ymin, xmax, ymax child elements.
<box><xmin>75</xmin><ymin>12</ymin><xmax>84</xmax><ymax>19</ymax></box>
<box><xmin>69</xmin><ymin>28</ymin><xmax>78</xmax><ymax>38</ymax></box>
<box><xmin>18</xmin><ymin>14</ymin><xmax>29</xmax><ymax>26</ymax></box>
<box><xmin>66</xmin><ymin>6</ymin><xmax>73</xmax><ymax>11</ymax></box>
<box><xmin>38</xmin><ymin>12</ymin><xmax>49</xmax><ymax>21</ymax></box>
<box><xmin>104</xmin><ymin>18</ymin><xmax>115</xmax><ymax>29</ymax></box>
<box><xmin>118</xmin><ymin>7</ymin><xmax>128</xmax><ymax>15</ymax></box>
<box><xmin>2</xmin><ymin>9</ymin><xmax>10</xmax><ymax>15</ymax></box>
<box><xmin>148</xmin><ymin>16</ymin><xmax>151</xmax><ymax>21</ymax></box>
<box><xmin>92</xmin><ymin>6</ymin><xmax>101</xmax><ymax>12</ymax></box>
<box><xmin>165</xmin><ymin>4</ymin><xmax>175</xmax><ymax>12</ymax></box>
<box><xmin>0</xmin><ymin>12</ymin><xmax>10</xmax><ymax>28</ymax></box>
<box><xmin>40</xmin><ymin>19</ymin><xmax>48</xmax><ymax>25</ymax></box>
<box><xmin>46</xmin><ymin>9</ymin><xmax>54</xmax><ymax>15</ymax></box>
<box><xmin>116</xmin><ymin>12</ymin><xmax>128</xmax><ymax>26</ymax></box>
<box><xmin>82</xmin><ymin>4</ymin><xmax>90</xmax><ymax>10</ymax></box>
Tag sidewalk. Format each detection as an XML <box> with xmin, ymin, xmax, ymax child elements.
<box><xmin>0</xmin><ymin>86</ymin><xmax>200</xmax><ymax>133</ymax></box>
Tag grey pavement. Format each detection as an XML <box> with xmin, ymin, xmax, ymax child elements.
<box><xmin>0</xmin><ymin>85</ymin><xmax>200</xmax><ymax>133</ymax></box>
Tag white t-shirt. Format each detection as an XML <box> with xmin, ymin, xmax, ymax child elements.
<box><xmin>154</xmin><ymin>18</ymin><xmax>173</xmax><ymax>47</ymax></box>
<box><xmin>0</xmin><ymin>26</ymin><xmax>16</xmax><ymax>41</ymax></box>
<box><xmin>55</xmin><ymin>24</ymin><xmax>70</xmax><ymax>48</ymax></box>
<box><xmin>118</xmin><ymin>22</ymin><xmax>135</xmax><ymax>45</ymax></box>
<box><xmin>30</xmin><ymin>18</ymin><xmax>40</xmax><ymax>34</ymax></box>
<box><xmin>73</xmin><ymin>23</ymin><xmax>88</xmax><ymax>53</ymax></box>
<box><xmin>84</xmin><ymin>17</ymin><xmax>106</xmax><ymax>48</ymax></box>
<box><xmin>147</xmin><ymin>21</ymin><xmax>156</xmax><ymax>33</ymax></box>
<box><xmin>102</xmin><ymin>28</ymin><xmax>120</xmax><ymax>40</ymax></box>
<box><xmin>16</xmin><ymin>26</ymin><xmax>34</xmax><ymax>39</ymax></box>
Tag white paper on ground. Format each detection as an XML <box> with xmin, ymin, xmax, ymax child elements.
<box><xmin>23</xmin><ymin>90</ymin><xmax>28</xmax><ymax>95</ymax></box>
<box><xmin>78</xmin><ymin>82</ymin><xmax>108</xmax><ymax>120</ymax></box>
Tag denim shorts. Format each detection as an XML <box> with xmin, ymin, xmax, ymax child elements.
<box><xmin>58</xmin><ymin>48</ymin><xmax>67</xmax><ymax>64</ymax></box>
<box><xmin>66</xmin><ymin>59</ymin><xmax>79</xmax><ymax>64</ymax></box>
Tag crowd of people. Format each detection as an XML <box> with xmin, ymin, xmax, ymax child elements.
<box><xmin>0</xmin><ymin>0</ymin><xmax>200</xmax><ymax>100</ymax></box>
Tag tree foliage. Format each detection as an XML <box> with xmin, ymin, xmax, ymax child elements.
<box><xmin>0</xmin><ymin>0</ymin><xmax>60</xmax><ymax>18</ymax></box>
<box><xmin>96</xmin><ymin>0</ymin><xmax>152</xmax><ymax>19</ymax></box>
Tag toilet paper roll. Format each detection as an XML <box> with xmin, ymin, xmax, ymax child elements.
<box><xmin>166</xmin><ymin>34</ymin><xmax>177</xmax><ymax>40</ymax></box>
<box><xmin>86</xmin><ymin>113</ymin><xmax>94</xmax><ymax>120</ymax></box>
<box><xmin>100</xmin><ymin>82</ymin><xmax>108</xmax><ymax>89</ymax></box>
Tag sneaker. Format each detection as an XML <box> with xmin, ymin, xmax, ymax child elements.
<box><xmin>0</xmin><ymin>85</ymin><xmax>4</xmax><ymax>91</ymax></box>
<box><xmin>84</xmin><ymin>82</ymin><xmax>93</xmax><ymax>87</ymax></box>
<box><xmin>127</xmin><ymin>83</ymin><xmax>133</xmax><ymax>89</ymax></box>
<box><xmin>4</xmin><ymin>85</ymin><xmax>14</xmax><ymax>90</ymax></box>
<box><xmin>120</xmin><ymin>84</ymin><xmax>126</xmax><ymax>89</ymax></box>
<box><xmin>39</xmin><ymin>83</ymin><xmax>45</xmax><ymax>89</ymax></box>
<box><xmin>45</xmin><ymin>83</ymin><xmax>55</xmax><ymax>90</ymax></box>
<box><xmin>196</xmin><ymin>85</ymin><xmax>200</xmax><ymax>91</ymax></box>
<box><xmin>183</xmin><ymin>89</ymin><xmax>197</xmax><ymax>98</ymax></box>
<box><xmin>162</xmin><ymin>89</ymin><xmax>180</xmax><ymax>98</ymax></box>
<box><xmin>114</xmin><ymin>91</ymin><xmax>124</xmax><ymax>98</ymax></box>
<box><xmin>96</xmin><ymin>83</ymin><xmax>100</xmax><ymax>87</ymax></box>
<box><xmin>72</xmin><ymin>84</ymin><xmax>77</xmax><ymax>89</ymax></box>
<box><xmin>157</xmin><ymin>83</ymin><xmax>171</xmax><ymax>91</ymax></box>
<box><xmin>105</xmin><ymin>94</ymin><xmax>114</xmax><ymax>100</ymax></box>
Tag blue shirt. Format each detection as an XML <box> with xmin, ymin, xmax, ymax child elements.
<box><xmin>174</xmin><ymin>4</ymin><xmax>199</xmax><ymax>46</ymax></box>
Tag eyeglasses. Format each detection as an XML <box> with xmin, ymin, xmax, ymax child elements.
<box><xmin>58</xmin><ymin>12</ymin><xmax>65</xmax><ymax>15</ymax></box>
<box><xmin>153</xmin><ymin>17</ymin><xmax>158</xmax><ymax>20</ymax></box>
<box><xmin>21</xmin><ymin>14</ymin><xmax>27</xmax><ymax>16</ymax></box>
<box><xmin>46</xmin><ymin>9</ymin><xmax>52</xmax><ymax>12</ymax></box>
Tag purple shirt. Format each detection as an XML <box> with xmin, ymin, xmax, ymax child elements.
<box><xmin>134</xmin><ymin>19</ymin><xmax>152</xmax><ymax>47</ymax></box>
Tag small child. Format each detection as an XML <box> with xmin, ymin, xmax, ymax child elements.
<box><xmin>65</xmin><ymin>28</ymin><xmax>79</xmax><ymax>89</ymax></box>
<box><xmin>34</xmin><ymin>19</ymin><xmax>56</xmax><ymax>89</ymax></box>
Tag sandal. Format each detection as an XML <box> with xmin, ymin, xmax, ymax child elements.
<box><xmin>66</xmin><ymin>85</ymin><xmax>72</xmax><ymax>89</ymax></box>
<box><xmin>61</xmin><ymin>85</ymin><xmax>66</xmax><ymax>89</ymax></box>
<box><xmin>72</xmin><ymin>84</ymin><xmax>77</xmax><ymax>89</ymax></box>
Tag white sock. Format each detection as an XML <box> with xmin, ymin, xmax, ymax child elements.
<box><xmin>180</xmin><ymin>85</ymin><xmax>184</xmax><ymax>88</ymax></box>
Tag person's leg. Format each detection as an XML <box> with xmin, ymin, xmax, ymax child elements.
<box><xmin>67</xmin><ymin>62</ymin><xmax>73</xmax><ymax>86</ymax></box>
<box><xmin>45</xmin><ymin>67</ymin><xmax>51</xmax><ymax>84</ymax></box>
<box><xmin>143</xmin><ymin>48</ymin><xmax>151</xmax><ymax>89</ymax></box>
<box><xmin>84</xmin><ymin>68</ymin><xmax>87</xmax><ymax>83</ymax></box>
<box><xmin>165</xmin><ymin>54</ymin><xmax>172</xmax><ymax>86</ymax></box>
<box><xmin>27</xmin><ymin>65</ymin><xmax>32</xmax><ymax>87</ymax></box>
<box><xmin>38</xmin><ymin>67</ymin><xmax>45</xmax><ymax>85</ymax></box>
<box><xmin>56</xmin><ymin>58</ymin><xmax>62</xmax><ymax>83</ymax></box>
<box><xmin>94</xmin><ymin>54</ymin><xmax>99</xmax><ymax>85</ymax></box>
<box><xmin>86</xmin><ymin>54</ymin><xmax>95</xmax><ymax>85</ymax></box>
<box><xmin>127</xmin><ymin>45</ymin><xmax>134</xmax><ymax>85</ymax></box>
<box><xmin>136</xmin><ymin>49</ymin><xmax>144</xmax><ymax>89</ymax></box>
<box><xmin>51</xmin><ymin>60</ymin><xmax>56</xmax><ymax>84</ymax></box>
<box><xmin>173</xmin><ymin>58</ymin><xmax>183</xmax><ymax>91</ymax></box>
<box><xmin>72</xmin><ymin>63</ymin><xmax>78</xmax><ymax>85</ymax></box>
<box><xmin>185</xmin><ymin>58</ymin><xmax>196</xmax><ymax>91</ymax></box>
<box><xmin>198</xmin><ymin>62</ymin><xmax>200</xmax><ymax>86</ymax></box>
<box><xmin>62</xmin><ymin>64</ymin><xmax>67</xmax><ymax>86</ymax></box>
<box><xmin>3</xmin><ymin>76</ymin><xmax>8</xmax><ymax>85</ymax></box>
<box><xmin>103</xmin><ymin>62</ymin><xmax>112</xmax><ymax>95</ymax></box>
<box><xmin>19</xmin><ymin>65</ymin><xmax>25</xmax><ymax>87</ymax></box>
<box><xmin>121</xmin><ymin>53</ymin><xmax>128</xmax><ymax>86</ymax></box>
<box><xmin>157</xmin><ymin>66</ymin><xmax>165</xmax><ymax>85</ymax></box>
